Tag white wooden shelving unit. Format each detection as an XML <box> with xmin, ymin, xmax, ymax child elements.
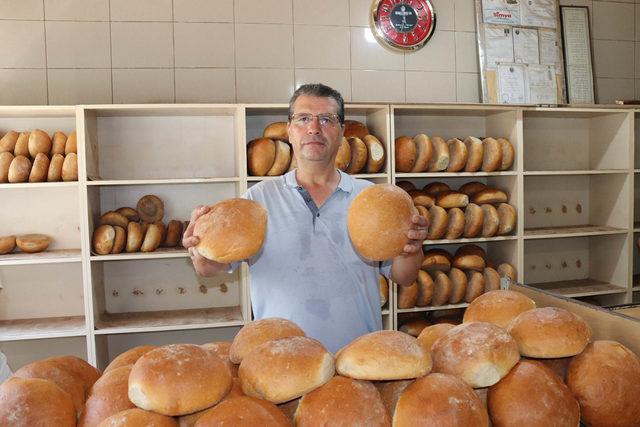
<box><xmin>0</xmin><ymin>103</ymin><xmax>638</xmax><ymax>369</ymax></box>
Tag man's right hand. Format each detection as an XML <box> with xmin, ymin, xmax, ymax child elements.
<box><xmin>183</xmin><ymin>205</ymin><xmax>229</xmax><ymax>277</ymax></box>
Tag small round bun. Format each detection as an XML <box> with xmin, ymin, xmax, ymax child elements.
<box><xmin>343</xmin><ymin>119</ymin><xmax>369</xmax><ymax>139</ymax></box>
<box><xmin>229</xmin><ymin>317</ymin><xmax>306</xmax><ymax>364</ymax></box>
<box><xmin>448</xmin><ymin>267</ymin><xmax>467</xmax><ymax>304</ymax></box>
<box><xmin>410</xmin><ymin>134</ymin><xmax>431</xmax><ymax>173</ymax></box>
<box><xmin>0</xmin><ymin>151</ymin><xmax>13</xmax><ymax>182</ymax></box>
<box><xmin>422</xmin><ymin>181</ymin><xmax>450</xmax><ymax>197</ymax></box>
<box><xmin>435</xmin><ymin>191</ymin><xmax>468</xmax><ymax>209</ymax></box>
<box><xmin>397</xmin><ymin>281</ymin><xmax>418</xmax><ymax>309</ymax></box>
<box><xmin>430</xmin><ymin>270</ymin><xmax>452</xmax><ymax>306</ymax></box>
<box><xmin>295</xmin><ymin>376</ymin><xmax>390</xmax><ymax>426</ymax></box>
<box><xmin>445</xmin><ymin>207</ymin><xmax>465</xmax><ymax>239</ymax></box>
<box><xmin>497</xmin><ymin>262</ymin><xmax>517</xmax><ymax>282</ymax></box>
<box><xmin>363</xmin><ymin>134</ymin><xmax>386</xmax><ymax>173</ymax></box>
<box><xmin>164</xmin><ymin>219</ymin><xmax>183</xmax><ymax>247</ymax></box>
<box><xmin>463</xmin><ymin>136</ymin><xmax>484</xmax><ymax>172</ymax></box>
<box><xmin>483</xmin><ymin>266</ymin><xmax>501</xmax><ymax>292</ymax></box>
<box><xmin>431</xmin><ymin>322</ymin><xmax>520</xmax><ymax>388</ymax></box>
<box><xmin>28</xmin><ymin>129</ymin><xmax>52</xmax><ymax>158</ymax></box>
<box><xmin>115</xmin><ymin>207</ymin><xmax>139</xmax><ymax>222</ymax></box>
<box><xmin>446</xmin><ymin>138</ymin><xmax>468</xmax><ymax>172</ymax></box>
<box><xmin>0</xmin><ymin>130</ymin><xmax>19</xmax><ymax>153</ymax></box>
<box><xmin>140</xmin><ymin>223</ymin><xmax>162</xmax><ymax>252</ymax></box>
<box><xmin>8</xmin><ymin>155</ymin><xmax>31</xmax><ymax>183</ymax></box>
<box><xmin>395</xmin><ymin>180</ymin><xmax>416</xmax><ymax>192</ymax></box>
<box><xmin>93</xmin><ymin>225</ymin><xmax>115</xmax><ymax>255</ymax></box>
<box><xmin>427</xmin><ymin>136</ymin><xmax>449</xmax><ymax>172</ymax></box>
<box><xmin>97</xmin><ymin>408</ymin><xmax>177</xmax><ymax>427</ymax></box>
<box><xmin>16</xmin><ymin>234</ymin><xmax>51</xmax><ymax>253</ymax></box>
<box><xmin>481</xmin><ymin>137</ymin><xmax>502</xmax><ymax>172</ymax></box>
<box><xmin>393</xmin><ymin>373</ymin><xmax>489</xmax><ymax>427</ymax></box>
<box><xmin>345</xmin><ymin>136</ymin><xmax>367</xmax><ymax>174</ymax></box>
<box><xmin>455</xmin><ymin>244</ymin><xmax>486</xmax><ymax>259</ymax></box>
<box><xmin>463</xmin><ymin>203</ymin><xmax>484</xmax><ymax>238</ymax></box>
<box><xmin>465</xmin><ymin>270</ymin><xmax>485</xmax><ymax>303</ymax></box>
<box><xmin>347</xmin><ymin>184</ymin><xmax>414</xmax><ymax>261</ymax></box>
<box><xmin>463</xmin><ymin>290</ymin><xmax>535</xmax><ymax>328</ymax></box>
<box><xmin>0</xmin><ymin>235</ymin><xmax>16</xmax><ymax>254</ymax></box>
<box><xmin>128</xmin><ymin>344</ymin><xmax>232</xmax><ymax>416</ymax></box>
<box><xmin>417</xmin><ymin>323</ymin><xmax>455</xmax><ymax>353</ymax></box>
<box><xmin>247</xmin><ymin>138</ymin><xmax>276</xmax><ymax>176</ymax></box>
<box><xmin>194</xmin><ymin>198</ymin><xmax>268</xmax><ymax>263</ymax></box>
<box><xmin>195</xmin><ymin>396</ymin><xmax>290</xmax><ymax>427</ymax></box>
<box><xmin>426</xmin><ymin>205</ymin><xmax>448</xmax><ymax>240</ymax></box>
<box><xmin>80</xmin><ymin>366</ymin><xmax>134</xmax><ymax>426</ymax></box>
<box><xmin>452</xmin><ymin>253</ymin><xmax>485</xmax><ymax>271</ymax></box>
<box><xmin>335</xmin><ymin>137</ymin><xmax>351</xmax><ymax>171</ymax></box>
<box><xmin>104</xmin><ymin>345</ymin><xmax>157</xmax><ymax>374</ymax></box>
<box><xmin>266</xmin><ymin>140</ymin><xmax>291</xmax><ymax>176</ymax></box>
<box><xmin>28</xmin><ymin>152</ymin><xmax>49</xmax><ymax>182</ymax></box>
<box><xmin>47</xmin><ymin>153</ymin><xmax>64</xmax><ymax>181</ymax></box>
<box><xmin>408</xmin><ymin>190</ymin><xmax>434</xmax><ymax>208</ymax></box>
<box><xmin>65</xmin><ymin>131</ymin><xmax>77</xmax><ymax>154</ymax></box>
<box><xmin>336</xmin><ymin>330</ymin><xmax>431</xmax><ymax>381</ymax></box>
<box><xmin>239</xmin><ymin>336</ymin><xmax>334</xmax><ymax>404</ymax></box>
<box><xmin>51</xmin><ymin>131</ymin><xmax>67</xmax><ymax>155</ymax></box>
<box><xmin>508</xmin><ymin>307</ymin><xmax>592</xmax><ymax>358</ymax></box>
<box><xmin>421</xmin><ymin>248</ymin><xmax>451</xmax><ymax>271</ymax></box>
<box><xmin>497</xmin><ymin>203</ymin><xmax>517</xmax><ymax>235</ymax></box>
<box><xmin>481</xmin><ymin>204</ymin><xmax>499</xmax><ymax>237</ymax></box>
<box><xmin>263</xmin><ymin>121</ymin><xmax>289</xmax><ymax>140</ymax></box>
<box><xmin>136</xmin><ymin>194</ymin><xmax>164</xmax><ymax>223</ymax></box>
<box><xmin>399</xmin><ymin>318</ymin><xmax>431</xmax><ymax>337</ymax></box>
<box><xmin>61</xmin><ymin>152</ymin><xmax>78</xmax><ymax>181</ymax></box>
<box><xmin>459</xmin><ymin>181</ymin><xmax>487</xmax><ymax>197</ymax></box>
<box><xmin>100</xmin><ymin>211</ymin><xmax>129</xmax><ymax>229</ymax></box>
<box><xmin>415</xmin><ymin>270</ymin><xmax>434</xmax><ymax>307</ymax></box>
<box><xmin>394</xmin><ymin>136</ymin><xmax>416</xmax><ymax>172</ymax></box>
<box><xmin>111</xmin><ymin>226</ymin><xmax>125</xmax><ymax>254</ymax></box>
<box><xmin>498</xmin><ymin>137</ymin><xmax>514</xmax><ymax>170</ymax></box>
<box><xmin>14</xmin><ymin>132</ymin><xmax>30</xmax><ymax>157</ymax></box>
<box><xmin>472</xmin><ymin>188</ymin><xmax>508</xmax><ymax>205</ymax></box>
<box><xmin>126</xmin><ymin>222</ymin><xmax>143</xmax><ymax>252</ymax></box>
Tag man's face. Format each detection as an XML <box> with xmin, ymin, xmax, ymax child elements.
<box><xmin>287</xmin><ymin>95</ymin><xmax>344</xmax><ymax>164</ymax></box>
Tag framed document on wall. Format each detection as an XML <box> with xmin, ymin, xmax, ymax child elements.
<box><xmin>560</xmin><ymin>6</ymin><xmax>595</xmax><ymax>104</ymax></box>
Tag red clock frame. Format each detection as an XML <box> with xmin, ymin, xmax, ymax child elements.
<box><xmin>370</xmin><ymin>0</ymin><xmax>436</xmax><ymax>52</ymax></box>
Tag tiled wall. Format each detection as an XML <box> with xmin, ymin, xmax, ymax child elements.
<box><xmin>0</xmin><ymin>0</ymin><xmax>636</xmax><ymax>105</ymax></box>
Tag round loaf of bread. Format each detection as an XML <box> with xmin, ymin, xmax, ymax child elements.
<box><xmin>375</xmin><ymin>379</ymin><xmax>412</xmax><ymax>419</ymax></box>
<box><xmin>111</xmin><ymin>225</ymin><xmax>126</xmax><ymax>254</ymax></box>
<box><xmin>463</xmin><ymin>203</ymin><xmax>484</xmax><ymax>238</ymax></box>
<box><xmin>472</xmin><ymin>188</ymin><xmax>508</xmax><ymax>205</ymax></box>
<box><xmin>566</xmin><ymin>340</ymin><xmax>640</xmax><ymax>427</ymax></box>
<box><xmin>347</xmin><ymin>184</ymin><xmax>414</xmax><ymax>261</ymax></box>
<box><xmin>93</xmin><ymin>225</ymin><xmax>115</xmax><ymax>254</ymax></box>
<box><xmin>263</xmin><ymin>121</ymin><xmax>288</xmax><ymax>140</ymax></box>
<box><xmin>0</xmin><ymin>377</ymin><xmax>76</xmax><ymax>427</ymax></box>
<box><xmin>51</xmin><ymin>131</ymin><xmax>67</xmax><ymax>155</ymax></box>
<box><xmin>0</xmin><ymin>130</ymin><xmax>19</xmax><ymax>153</ymax></box>
<box><xmin>194</xmin><ymin>198</ymin><xmax>267</xmax><ymax>263</ymax></box>
<box><xmin>0</xmin><ymin>235</ymin><xmax>16</xmax><ymax>254</ymax></box>
<box><xmin>65</xmin><ymin>130</ymin><xmax>77</xmax><ymax>154</ymax></box>
<box><xmin>408</xmin><ymin>190</ymin><xmax>434</xmax><ymax>208</ymax></box>
<box><xmin>446</xmin><ymin>138</ymin><xmax>468</xmax><ymax>172</ymax></box>
<box><xmin>116</xmin><ymin>207</ymin><xmax>139</xmax><ymax>222</ymax></box>
<box><xmin>395</xmin><ymin>180</ymin><xmax>415</xmax><ymax>192</ymax></box>
<box><xmin>488</xmin><ymin>360</ymin><xmax>580</xmax><ymax>426</ymax></box>
<box><xmin>229</xmin><ymin>317</ymin><xmax>305</xmax><ymax>364</ymax></box>
<box><xmin>28</xmin><ymin>153</ymin><xmax>48</xmax><ymax>182</ymax></box>
<box><xmin>80</xmin><ymin>365</ymin><xmax>135</xmax><ymax>426</ymax></box>
<box><xmin>455</xmin><ymin>244</ymin><xmax>486</xmax><ymax>258</ymax></box>
<box><xmin>140</xmin><ymin>223</ymin><xmax>162</xmax><ymax>252</ymax></box>
<box><xmin>459</xmin><ymin>181</ymin><xmax>487</xmax><ymax>196</ymax></box>
<box><xmin>104</xmin><ymin>346</ymin><xmax>157</xmax><ymax>374</ymax></box>
<box><xmin>239</xmin><ymin>336</ymin><xmax>334</xmax><ymax>403</ymax></box>
<box><xmin>266</xmin><ymin>140</ymin><xmax>291</xmax><ymax>176</ymax></box>
<box><xmin>61</xmin><ymin>152</ymin><xmax>78</xmax><ymax>181</ymax></box>
<box><xmin>399</xmin><ymin>318</ymin><xmax>431</xmax><ymax>337</ymax></box>
<box><xmin>100</xmin><ymin>211</ymin><xmax>129</xmax><ymax>229</ymax></box>
<box><xmin>28</xmin><ymin>129</ymin><xmax>51</xmax><ymax>158</ymax></box>
<box><xmin>465</xmin><ymin>271</ymin><xmax>485</xmax><ymax>302</ymax></box>
<box><xmin>414</xmin><ymin>204</ymin><xmax>429</xmax><ymax>223</ymax></box>
<box><xmin>393</xmin><ymin>373</ymin><xmax>489</xmax><ymax>427</ymax></box>
<box><xmin>8</xmin><ymin>155</ymin><xmax>31</xmax><ymax>183</ymax></box>
<box><xmin>508</xmin><ymin>307</ymin><xmax>592</xmax><ymax>358</ymax></box>
<box><xmin>497</xmin><ymin>262</ymin><xmax>517</xmax><ymax>282</ymax></box>
<box><xmin>498</xmin><ymin>137</ymin><xmax>514</xmax><ymax>170</ymax></box>
<box><xmin>430</xmin><ymin>270</ymin><xmax>452</xmax><ymax>306</ymax></box>
<box><xmin>397</xmin><ymin>281</ymin><xmax>418</xmax><ymax>309</ymax></box>
<box><xmin>427</xmin><ymin>136</ymin><xmax>449</xmax><ymax>172</ymax></box>
<box><xmin>336</xmin><ymin>330</ymin><xmax>431</xmax><ymax>380</ymax></box>
<box><xmin>394</xmin><ymin>136</ymin><xmax>416</xmax><ymax>172</ymax></box>
<box><xmin>436</xmin><ymin>191</ymin><xmax>468</xmax><ymax>209</ymax></box>
<box><xmin>426</xmin><ymin>205</ymin><xmax>448</xmax><ymax>240</ymax></box>
<box><xmin>0</xmin><ymin>151</ymin><xmax>13</xmax><ymax>182</ymax></box>
<box><xmin>126</xmin><ymin>222</ymin><xmax>143</xmax><ymax>252</ymax></box>
<box><xmin>481</xmin><ymin>137</ymin><xmax>502</xmax><ymax>172</ymax></box>
<box><xmin>129</xmin><ymin>344</ymin><xmax>232</xmax><ymax>416</ymax></box>
<box><xmin>410</xmin><ymin>133</ymin><xmax>431</xmax><ymax>173</ymax></box>
<box><xmin>422</xmin><ymin>181</ymin><xmax>450</xmax><ymax>197</ymax></box>
<box><xmin>421</xmin><ymin>248</ymin><xmax>451</xmax><ymax>271</ymax></box>
<box><xmin>247</xmin><ymin>138</ymin><xmax>276</xmax><ymax>176</ymax></box>
<box><xmin>415</xmin><ymin>270</ymin><xmax>434</xmax><ymax>306</ymax></box>
<box><xmin>43</xmin><ymin>355</ymin><xmax>101</xmax><ymax>393</ymax></box>
<box><xmin>463</xmin><ymin>290</ymin><xmax>535</xmax><ymax>328</ymax></box>
<box><xmin>296</xmin><ymin>376</ymin><xmax>390</xmax><ymax>427</ymax></box>
<box><xmin>16</xmin><ymin>234</ymin><xmax>51</xmax><ymax>253</ymax></box>
<box><xmin>97</xmin><ymin>408</ymin><xmax>177</xmax><ymax>427</ymax></box>
<box><xmin>136</xmin><ymin>194</ymin><xmax>164</xmax><ymax>223</ymax></box>
<box><xmin>453</xmin><ymin>253</ymin><xmax>485</xmax><ymax>272</ymax></box>
<box><xmin>201</xmin><ymin>341</ymin><xmax>237</xmax><ymax>378</ymax></box>
<box><xmin>14</xmin><ymin>132</ymin><xmax>30</xmax><ymax>157</ymax></box>
<box><xmin>416</xmin><ymin>323</ymin><xmax>455</xmax><ymax>353</ymax></box>
<box><xmin>194</xmin><ymin>395</ymin><xmax>290</xmax><ymax>427</ymax></box>
<box><xmin>345</xmin><ymin>136</ymin><xmax>367</xmax><ymax>174</ymax></box>
<box><xmin>483</xmin><ymin>266</ymin><xmax>501</xmax><ymax>292</ymax></box>
<box><xmin>335</xmin><ymin>137</ymin><xmax>351</xmax><ymax>171</ymax></box>
<box><xmin>497</xmin><ymin>203</ymin><xmax>517</xmax><ymax>235</ymax></box>
<box><xmin>432</xmin><ymin>322</ymin><xmax>520</xmax><ymax>388</ymax></box>
<box><xmin>448</xmin><ymin>267</ymin><xmax>467</xmax><ymax>304</ymax></box>
<box><xmin>47</xmin><ymin>153</ymin><xmax>64</xmax><ymax>182</ymax></box>
<box><xmin>445</xmin><ymin>207</ymin><xmax>465</xmax><ymax>240</ymax></box>
<box><xmin>163</xmin><ymin>219</ymin><xmax>183</xmax><ymax>247</ymax></box>
<box><xmin>481</xmin><ymin>204</ymin><xmax>499</xmax><ymax>237</ymax></box>
<box><xmin>343</xmin><ymin>119</ymin><xmax>369</xmax><ymax>139</ymax></box>
<box><xmin>363</xmin><ymin>134</ymin><xmax>385</xmax><ymax>173</ymax></box>
<box><xmin>464</xmin><ymin>136</ymin><xmax>484</xmax><ymax>172</ymax></box>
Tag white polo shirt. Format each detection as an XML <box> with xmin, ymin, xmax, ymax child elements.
<box><xmin>232</xmin><ymin>169</ymin><xmax>392</xmax><ymax>354</ymax></box>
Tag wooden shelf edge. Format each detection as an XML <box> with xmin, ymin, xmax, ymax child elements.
<box><xmin>528</xmin><ymin>279</ymin><xmax>627</xmax><ymax>298</ymax></box>
<box><xmin>423</xmin><ymin>236</ymin><xmax>517</xmax><ymax>245</ymax></box>
<box><xmin>523</xmin><ymin>225</ymin><xmax>628</xmax><ymax>239</ymax></box>
<box><xmin>523</xmin><ymin>169</ymin><xmax>629</xmax><ymax>176</ymax></box>
<box><xmin>90</xmin><ymin>248</ymin><xmax>189</xmax><ymax>261</ymax></box>
<box><xmin>0</xmin><ymin>249</ymin><xmax>82</xmax><ymax>266</ymax></box>
<box><xmin>395</xmin><ymin>172</ymin><xmax>516</xmax><ymax>178</ymax></box>
<box><xmin>397</xmin><ymin>303</ymin><xmax>469</xmax><ymax>313</ymax></box>
<box><xmin>0</xmin><ymin>316</ymin><xmax>87</xmax><ymax>342</ymax></box>
<box><xmin>0</xmin><ymin>182</ymin><xmax>79</xmax><ymax>189</ymax></box>
<box><xmin>86</xmin><ymin>178</ymin><xmax>240</xmax><ymax>185</ymax></box>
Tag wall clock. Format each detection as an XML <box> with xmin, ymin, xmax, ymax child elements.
<box><xmin>370</xmin><ymin>0</ymin><xmax>436</xmax><ymax>52</ymax></box>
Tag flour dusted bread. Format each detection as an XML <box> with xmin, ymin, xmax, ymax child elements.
<box><xmin>393</xmin><ymin>373</ymin><xmax>489</xmax><ymax>427</ymax></box>
<box><xmin>508</xmin><ymin>307</ymin><xmax>592</xmax><ymax>358</ymax></box>
<box><xmin>497</xmin><ymin>203</ymin><xmax>516</xmax><ymax>235</ymax></box>
<box><xmin>8</xmin><ymin>155</ymin><xmax>31</xmax><ymax>182</ymax></box>
<box><xmin>239</xmin><ymin>336</ymin><xmax>334</xmax><ymax>404</ymax></box>
<box><xmin>472</xmin><ymin>188</ymin><xmax>508</xmax><ymax>205</ymax></box>
<box><xmin>336</xmin><ymin>330</ymin><xmax>431</xmax><ymax>380</ymax></box>
<box><xmin>47</xmin><ymin>153</ymin><xmax>64</xmax><ymax>181</ymax></box>
<box><xmin>28</xmin><ymin>152</ymin><xmax>49</xmax><ymax>182</ymax></box>
<box><xmin>488</xmin><ymin>360</ymin><xmax>580</xmax><ymax>427</ymax></box>
<box><xmin>104</xmin><ymin>345</ymin><xmax>157</xmax><ymax>373</ymax></box>
<box><xmin>194</xmin><ymin>198</ymin><xmax>267</xmax><ymax>263</ymax></box>
<box><xmin>463</xmin><ymin>290</ymin><xmax>535</xmax><ymax>329</ymax></box>
<box><xmin>566</xmin><ymin>340</ymin><xmax>640</xmax><ymax>427</ymax></box>
<box><xmin>435</xmin><ymin>191</ymin><xmax>468</xmax><ymax>209</ymax></box>
<box><xmin>80</xmin><ymin>366</ymin><xmax>135</xmax><ymax>427</ymax></box>
<box><xmin>97</xmin><ymin>408</ymin><xmax>177</xmax><ymax>427</ymax></box>
<box><xmin>347</xmin><ymin>184</ymin><xmax>414</xmax><ymax>261</ymax></box>
<box><xmin>128</xmin><ymin>344</ymin><xmax>232</xmax><ymax>416</ymax></box>
<box><xmin>0</xmin><ymin>130</ymin><xmax>18</xmax><ymax>153</ymax></box>
<box><xmin>416</xmin><ymin>323</ymin><xmax>455</xmax><ymax>353</ymax></box>
<box><xmin>295</xmin><ymin>376</ymin><xmax>390</xmax><ymax>427</ymax></box>
<box><xmin>247</xmin><ymin>138</ymin><xmax>276</xmax><ymax>176</ymax></box>
<box><xmin>375</xmin><ymin>379</ymin><xmax>412</xmax><ymax>419</ymax></box>
<box><xmin>62</xmin><ymin>152</ymin><xmax>78</xmax><ymax>181</ymax></box>
<box><xmin>229</xmin><ymin>317</ymin><xmax>306</xmax><ymax>364</ymax></box>
<box><xmin>0</xmin><ymin>235</ymin><xmax>16</xmax><ymax>254</ymax></box>
<box><xmin>431</xmin><ymin>322</ymin><xmax>520</xmax><ymax>388</ymax></box>
<box><xmin>16</xmin><ymin>234</ymin><xmax>51</xmax><ymax>253</ymax></box>
<box><xmin>193</xmin><ymin>396</ymin><xmax>290</xmax><ymax>427</ymax></box>
<box><xmin>0</xmin><ymin>377</ymin><xmax>76</xmax><ymax>427</ymax></box>
<box><xmin>463</xmin><ymin>203</ymin><xmax>484</xmax><ymax>238</ymax></box>
<box><xmin>43</xmin><ymin>355</ymin><xmax>101</xmax><ymax>393</ymax></box>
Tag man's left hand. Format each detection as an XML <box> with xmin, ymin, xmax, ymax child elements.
<box><xmin>401</xmin><ymin>214</ymin><xmax>428</xmax><ymax>256</ymax></box>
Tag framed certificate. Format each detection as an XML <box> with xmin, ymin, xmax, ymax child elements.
<box><xmin>560</xmin><ymin>6</ymin><xmax>595</xmax><ymax>104</ymax></box>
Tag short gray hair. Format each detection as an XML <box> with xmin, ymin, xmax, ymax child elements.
<box><xmin>288</xmin><ymin>83</ymin><xmax>345</xmax><ymax>124</ymax></box>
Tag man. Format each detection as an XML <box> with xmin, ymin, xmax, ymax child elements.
<box><xmin>183</xmin><ymin>83</ymin><xmax>426</xmax><ymax>353</ymax></box>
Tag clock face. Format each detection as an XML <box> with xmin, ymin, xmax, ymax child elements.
<box><xmin>370</xmin><ymin>0</ymin><xmax>436</xmax><ymax>52</ymax></box>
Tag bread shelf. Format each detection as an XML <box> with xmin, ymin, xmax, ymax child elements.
<box><xmin>90</xmin><ymin>247</ymin><xmax>188</xmax><ymax>261</ymax></box>
<box><xmin>524</xmin><ymin>170</ymin><xmax>629</xmax><ymax>176</ymax></box>
<box><xmin>0</xmin><ymin>182</ymin><xmax>78</xmax><ymax>189</ymax></box>
<box><xmin>0</xmin><ymin>249</ymin><xmax>82</xmax><ymax>266</ymax></box>
<box><xmin>93</xmin><ymin>306</ymin><xmax>244</xmax><ymax>334</ymax></box>
<box><xmin>0</xmin><ymin>316</ymin><xmax>86</xmax><ymax>341</ymax></box>
<box><xmin>423</xmin><ymin>236</ymin><xmax>517</xmax><ymax>245</ymax></box>
<box><xmin>529</xmin><ymin>279</ymin><xmax>627</xmax><ymax>298</ymax></box>
<box><xmin>523</xmin><ymin>225</ymin><xmax>628</xmax><ymax>239</ymax></box>
<box><xmin>397</xmin><ymin>303</ymin><xmax>470</xmax><ymax>313</ymax></box>
<box><xmin>86</xmin><ymin>178</ymin><xmax>241</xmax><ymax>185</ymax></box>
<box><xmin>395</xmin><ymin>171</ymin><xmax>517</xmax><ymax>178</ymax></box>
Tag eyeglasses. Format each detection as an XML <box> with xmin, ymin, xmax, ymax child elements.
<box><xmin>288</xmin><ymin>113</ymin><xmax>342</xmax><ymax>127</ymax></box>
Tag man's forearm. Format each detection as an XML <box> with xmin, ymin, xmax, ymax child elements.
<box><xmin>390</xmin><ymin>248</ymin><xmax>424</xmax><ymax>286</ymax></box>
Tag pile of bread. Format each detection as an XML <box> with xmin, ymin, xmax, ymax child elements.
<box><xmin>395</xmin><ymin>134</ymin><xmax>514</xmax><ymax>173</ymax></box>
<box><xmin>3</xmin><ymin>294</ymin><xmax>639</xmax><ymax>426</ymax></box>
<box><xmin>0</xmin><ymin>129</ymin><xmax>78</xmax><ymax>183</ymax></box>
<box><xmin>92</xmin><ymin>195</ymin><xmax>186</xmax><ymax>255</ymax></box>
<box><xmin>0</xmin><ymin>234</ymin><xmax>51</xmax><ymax>255</ymax></box>
<box><xmin>396</xmin><ymin>245</ymin><xmax>516</xmax><ymax>314</ymax></box>
<box><xmin>400</xmin><ymin>180</ymin><xmax>516</xmax><ymax>240</ymax></box>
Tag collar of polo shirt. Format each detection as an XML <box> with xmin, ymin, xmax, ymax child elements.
<box><xmin>283</xmin><ymin>169</ymin><xmax>354</xmax><ymax>194</ymax></box>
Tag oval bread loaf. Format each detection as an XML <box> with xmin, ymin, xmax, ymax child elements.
<box><xmin>427</xmin><ymin>136</ymin><xmax>449</xmax><ymax>172</ymax></box>
<box><xmin>410</xmin><ymin>134</ymin><xmax>431</xmax><ymax>173</ymax></box>
<box><xmin>47</xmin><ymin>153</ymin><xmax>64</xmax><ymax>182</ymax></box>
<box><xmin>247</xmin><ymin>138</ymin><xmax>276</xmax><ymax>176</ymax></box>
<box><xmin>395</xmin><ymin>136</ymin><xmax>416</xmax><ymax>172</ymax></box>
<box><xmin>345</xmin><ymin>136</ymin><xmax>367</xmax><ymax>174</ymax></box>
<box><xmin>363</xmin><ymin>135</ymin><xmax>385</xmax><ymax>173</ymax></box>
<box><xmin>335</xmin><ymin>137</ymin><xmax>351</xmax><ymax>171</ymax></box>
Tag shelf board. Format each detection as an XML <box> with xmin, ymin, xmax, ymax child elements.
<box><xmin>86</xmin><ymin>177</ymin><xmax>240</xmax><ymax>185</ymax></box>
<box><xmin>524</xmin><ymin>169</ymin><xmax>629</xmax><ymax>176</ymax></box>
<box><xmin>397</xmin><ymin>302</ymin><xmax>469</xmax><ymax>313</ymax></box>
<box><xmin>93</xmin><ymin>306</ymin><xmax>244</xmax><ymax>334</ymax></box>
<box><xmin>90</xmin><ymin>247</ymin><xmax>188</xmax><ymax>261</ymax></box>
<box><xmin>0</xmin><ymin>181</ymin><xmax>78</xmax><ymax>190</ymax></box>
<box><xmin>529</xmin><ymin>279</ymin><xmax>627</xmax><ymax>298</ymax></box>
<box><xmin>395</xmin><ymin>171</ymin><xmax>516</xmax><ymax>179</ymax></box>
<box><xmin>0</xmin><ymin>316</ymin><xmax>86</xmax><ymax>341</ymax></box>
<box><xmin>247</xmin><ymin>173</ymin><xmax>388</xmax><ymax>182</ymax></box>
<box><xmin>423</xmin><ymin>235</ymin><xmax>517</xmax><ymax>245</ymax></box>
<box><xmin>523</xmin><ymin>225</ymin><xmax>627</xmax><ymax>239</ymax></box>
<box><xmin>381</xmin><ymin>309</ymin><xmax>390</xmax><ymax>315</ymax></box>
<box><xmin>0</xmin><ymin>249</ymin><xmax>82</xmax><ymax>266</ymax></box>
<box><xmin>634</xmin><ymin>169</ymin><xmax>640</xmax><ymax>173</ymax></box>
<box><xmin>633</xmin><ymin>287</ymin><xmax>640</xmax><ymax>292</ymax></box>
